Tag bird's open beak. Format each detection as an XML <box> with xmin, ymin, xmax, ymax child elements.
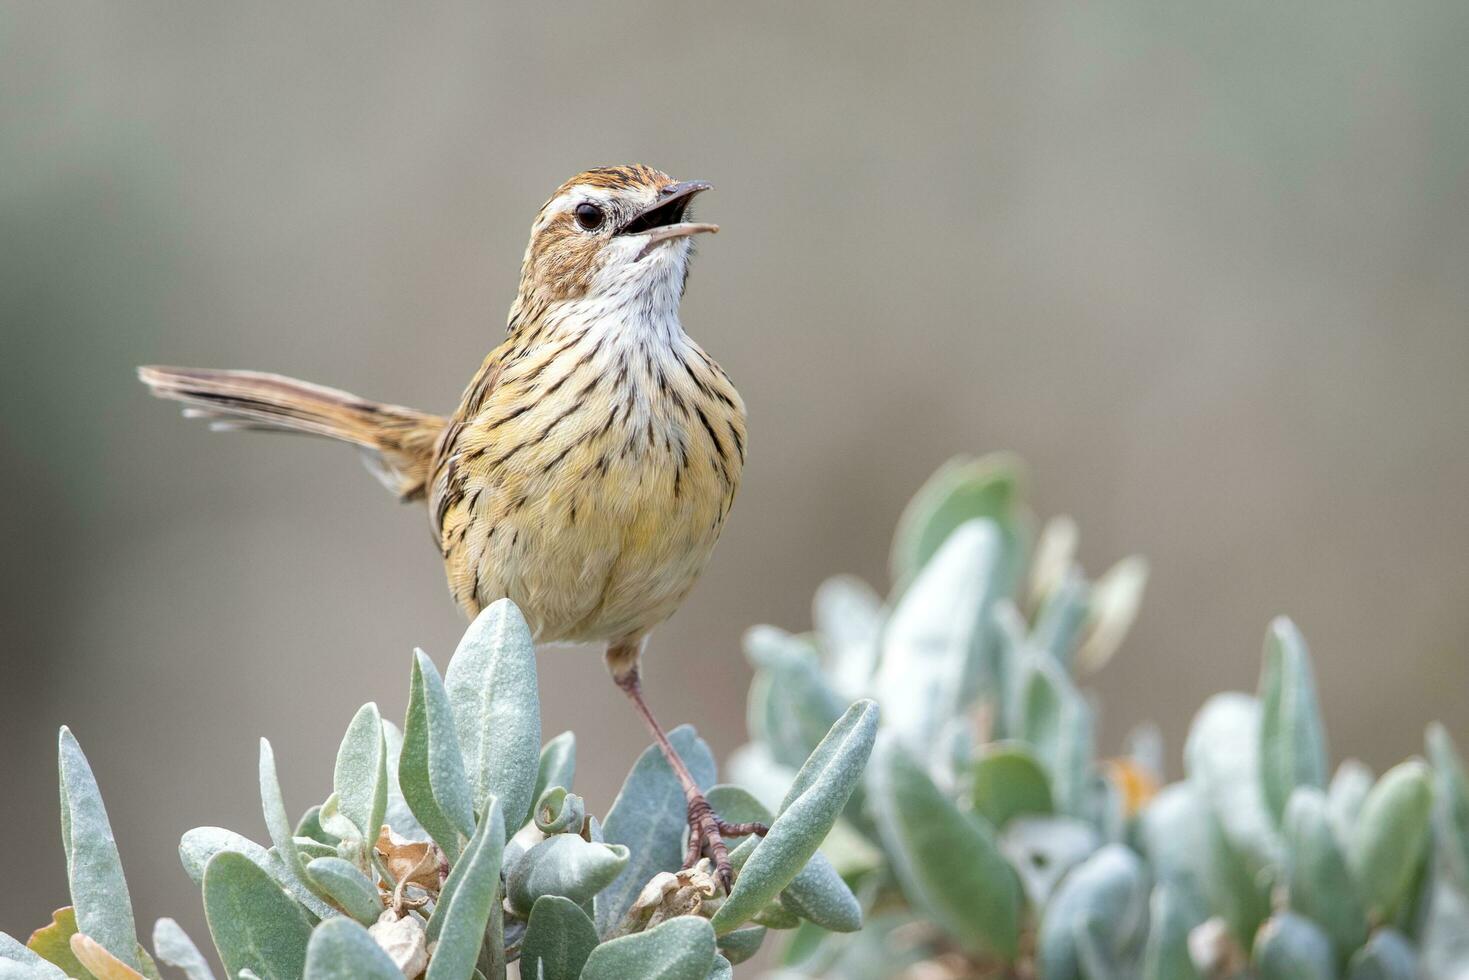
<box><xmin>620</xmin><ymin>180</ymin><xmax>717</xmax><ymax>259</ymax></box>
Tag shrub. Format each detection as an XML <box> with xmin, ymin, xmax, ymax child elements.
<box><xmin>735</xmin><ymin>454</ymin><xmax>1469</xmax><ymax>979</ymax></box>
<box><xmin>2</xmin><ymin>600</ymin><xmax>878</xmax><ymax>979</ymax></box>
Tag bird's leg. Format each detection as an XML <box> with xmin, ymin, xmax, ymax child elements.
<box><xmin>611</xmin><ymin>663</ymin><xmax>768</xmax><ymax>891</ymax></box>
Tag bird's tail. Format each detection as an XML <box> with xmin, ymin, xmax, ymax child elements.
<box><xmin>138</xmin><ymin>366</ymin><xmax>446</xmax><ymax>501</ymax></box>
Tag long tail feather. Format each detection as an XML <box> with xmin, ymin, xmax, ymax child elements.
<box><xmin>138</xmin><ymin>366</ymin><xmax>446</xmax><ymax>500</ymax></box>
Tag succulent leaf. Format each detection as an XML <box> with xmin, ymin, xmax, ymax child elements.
<box><xmin>332</xmin><ymin>703</ymin><xmax>388</xmax><ymax>849</ymax></box>
<box><xmin>301</xmin><ymin>917</ymin><xmax>402</xmax><ymax>980</ymax></box>
<box><xmin>2</xmin><ymin>929</ymin><xmax>68</xmax><ymax>979</ymax></box>
<box><xmin>972</xmin><ymin>742</ymin><xmax>1054</xmax><ymax>828</ymax></box>
<box><xmin>531</xmin><ymin>731</ymin><xmax>577</xmax><ymax>816</ymax></box>
<box><xmin>889</xmin><ymin>452</ymin><xmax>1028</xmax><ymax>591</ymax></box>
<box><xmin>1349</xmin><ymin>760</ymin><xmax>1434</xmax><ymax>925</ymax></box>
<box><xmin>579</xmin><ymin>915</ymin><xmax>717</xmax><ymax>980</ymax></box>
<box><xmin>1259</xmin><ymin>618</ymin><xmax>1329</xmax><ymax>826</ymax></box>
<box><xmin>304</xmin><ymin>858</ymin><xmax>382</xmax><ymax>926</ymax></box>
<box><xmin>1253</xmin><ymin>912</ymin><xmax>1335</xmax><ymax>980</ymax></box>
<box><xmin>1426</xmin><ymin>723</ymin><xmax>1469</xmax><ymax>892</ymax></box>
<box><xmin>1036</xmin><ymin>844</ymin><xmax>1148</xmax><ymax>980</ymax></box>
<box><xmin>1282</xmin><ymin>787</ymin><xmax>1367</xmax><ymax>959</ymax></box>
<box><xmin>444</xmin><ymin>599</ymin><xmax>541</xmax><ymax>834</ymax></box>
<box><xmin>150</xmin><ymin>919</ymin><xmax>216</xmax><ymax>980</ymax></box>
<box><xmin>521</xmin><ymin>895</ymin><xmax>599</xmax><ymax>980</ymax></box>
<box><xmin>400</xmin><ymin>649</ymin><xmax>474</xmax><ymax>861</ymax></box>
<box><xmin>1140</xmin><ymin>885</ymin><xmax>1203</xmax><ymax>980</ymax></box>
<box><xmin>811</xmin><ymin>574</ymin><xmax>884</xmax><ymax>700</ymax></box>
<box><xmin>507</xmin><ymin>833</ymin><xmax>629</xmax><ymax>915</ymax></box>
<box><xmin>202</xmin><ymin>851</ymin><xmax>312</xmax><ymax>980</ymax></box>
<box><xmin>424</xmin><ymin>797</ymin><xmax>504</xmax><ymax>978</ymax></box>
<box><xmin>1346</xmin><ymin>928</ymin><xmax>1418</xmax><ymax>979</ymax></box>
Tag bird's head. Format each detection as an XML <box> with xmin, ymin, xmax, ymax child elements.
<box><xmin>512</xmin><ymin>165</ymin><xmax>717</xmax><ymax>323</ymax></box>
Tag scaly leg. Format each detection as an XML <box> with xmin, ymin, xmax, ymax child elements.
<box><xmin>610</xmin><ymin>658</ymin><xmax>767</xmax><ymax>891</ymax></box>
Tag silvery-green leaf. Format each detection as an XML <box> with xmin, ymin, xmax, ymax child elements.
<box><xmin>531</xmin><ymin>787</ymin><xmax>585</xmax><ymax>835</ymax></box>
<box><xmin>1259</xmin><ymin>618</ymin><xmax>1328</xmax><ymax>827</ymax></box>
<box><xmin>259</xmin><ymin>738</ymin><xmax>335</xmax><ymax>911</ymax></box>
<box><xmin>1282</xmin><ymin>787</ymin><xmax>1366</xmax><ymax>958</ymax></box>
<box><xmin>304</xmin><ymin>858</ymin><xmax>382</xmax><ymax>925</ymax></box>
<box><xmin>1345</xmin><ymin>928</ymin><xmax>1417</xmax><ymax>980</ymax></box>
<box><xmin>400</xmin><ymin>650</ymin><xmax>474</xmax><ymax>861</ymax></box>
<box><xmin>1028</xmin><ymin>515</ymin><xmax>1078</xmax><ymax>612</ymax></box>
<box><xmin>713</xmin><ymin>700</ymin><xmax>879</xmax><ymax>937</ymax></box>
<box><xmin>1349</xmin><ymin>760</ymin><xmax>1433</xmax><ymax>923</ymax></box>
<box><xmin>1029</xmin><ymin>565</ymin><xmax>1089</xmax><ymax>669</ymax></box>
<box><xmin>302</xmin><ymin>917</ymin><xmax>401</xmax><ymax>980</ymax></box>
<box><xmin>812</xmin><ymin>574</ymin><xmax>884</xmax><ymax>701</ymax></box>
<box><xmin>295</xmin><ymin>807</ymin><xmax>338</xmax><ymax>847</ymax></box>
<box><xmin>445</xmin><ymin>599</ymin><xmax>541</xmax><ymax>834</ymax></box>
<box><xmin>178</xmin><ymin>826</ymin><xmax>333</xmax><ymax>919</ymax></box>
<box><xmin>744</xmin><ymin>627</ymin><xmax>845</xmax><ymax>770</ymax></box>
<box><xmin>874</xmin><ymin>521</ymin><xmax>1003</xmax><ymax>759</ymax></box>
<box><xmin>990</xmin><ymin>600</ymin><xmax>1028</xmax><ymax>741</ymax></box>
<box><xmin>865</xmin><ymin>737</ymin><xmax>1018</xmax><ymax>959</ymax></box>
<box><xmin>1203</xmin><ymin>807</ymin><xmax>1272</xmax><ymax>948</ymax></box>
<box><xmin>704</xmin><ymin>954</ymin><xmax>733</xmax><ymax>980</ymax></box>
<box><xmin>707</xmin><ymin>783</ymin><xmax>860</xmax><ymax>933</ymax></box>
<box><xmin>1036</xmin><ymin>845</ymin><xmax>1148</xmax><ymax>980</ymax></box>
<box><xmin>379</xmin><ymin>720</ymin><xmax>426</xmax><ymax>841</ymax></box>
<box><xmin>580</xmin><ymin>915</ymin><xmax>716</xmax><ymax>980</ymax></box>
<box><xmin>714</xmin><ymin>925</ymin><xmax>766</xmax><ymax>965</ymax></box>
<box><xmin>151</xmin><ymin>919</ymin><xmax>216</xmax><ymax>980</ymax></box>
<box><xmin>1427</xmin><ymin>723</ymin><xmax>1469</xmax><ymax>891</ymax></box>
<box><xmin>1137</xmin><ymin>783</ymin><xmax>1210</xmax><ymax>918</ymax></box>
<box><xmin>521</xmin><ymin>895</ymin><xmax>597</xmax><ymax>980</ymax></box>
<box><xmin>752</xmin><ymin>898</ymin><xmax>802</xmax><ymax>930</ymax></box>
<box><xmin>531</xmin><ymin>732</ymin><xmax>576</xmax><ymax>821</ymax></box>
<box><xmin>203</xmin><ymin>851</ymin><xmax>311</xmax><ymax>980</ymax></box>
<box><xmin>57</xmin><ymin>727</ymin><xmax>140</xmax><ymax>970</ymax></box>
<box><xmin>507</xmin><ymin>833</ymin><xmax>629</xmax><ymax>915</ymax></box>
<box><xmin>972</xmin><ymin>743</ymin><xmax>1054</xmax><ymax>828</ymax></box>
<box><xmin>889</xmin><ymin>453</ymin><xmax>1027</xmax><ymax>589</ymax></box>
<box><xmin>1016</xmin><ymin>650</ymin><xmax>1094</xmax><ymax>818</ymax></box>
<box><xmin>1075</xmin><ymin>555</ymin><xmax>1148</xmax><ymax>674</ymax></box>
<box><xmin>1141</xmin><ymin>885</ymin><xmax>1202</xmax><ymax>980</ymax></box>
<box><xmin>1420</xmin><ymin>879</ymin><xmax>1469</xmax><ymax>978</ymax></box>
<box><xmin>295</xmin><ymin>835</ymin><xmax>338</xmax><ymax>862</ymax></box>
<box><xmin>425</xmin><ymin>797</ymin><xmax>503</xmax><ymax>978</ymax></box>
<box><xmin>333</xmin><ymin>703</ymin><xmax>388</xmax><ymax>846</ymax></box>
<box><xmin>0</xmin><ymin>931</ymin><xmax>67</xmax><ymax>979</ymax></box>
<box><xmin>1253</xmin><ymin>912</ymin><xmax>1335</xmax><ymax>980</ymax></box>
<box><xmin>999</xmin><ymin>815</ymin><xmax>1099</xmax><ymax>908</ymax></box>
<box><xmin>502</xmin><ymin>821</ymin><xmax>545</xmax><ymax>884</ymax></box>
<box><xmin>596</xmin><ymin>725</ymin><xmax>716</xmax><ymax>935</ymax></box>
<box><xmin>1184</xmin><ymin>693</ymin><xmax>1282</xmax><ymax>870</ymax></box>
<box><xmin>1327</xmin><ymin>758</ymin><xmax>1373</xmax><ymax>850</ymax></box>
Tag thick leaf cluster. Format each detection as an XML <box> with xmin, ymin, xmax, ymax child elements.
<box><xmin>3</xmin><ymin>598</ymin><xmax>879</xmax><ymax>979</ymax></box>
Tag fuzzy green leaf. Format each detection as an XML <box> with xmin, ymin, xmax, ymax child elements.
<box><xmin>1259</xmin><ymin>618</ymin><xmax>1329</xmax><ymax>826</ymax></box>
<box><xmin>302</xmin><ymin>917</ymin><xmax>402</xmax><ymax>980</ymax></box>
<box><xmin>596</xmin><ymin>725</ymin><xmax>716</xmax><ymax>935</ymax></box>
<box><xmin>865</xmin><ymin>738</ymin><xmax>1018</xmax><ymax>959</ymax></box>
<box><xmin>812</xmin><ymin>574</ymin><xmax>884</xmax><ymax>701</ymax></box>
<box><xmin>1016</xmin><ymin>651</ymin><xmax>1094</xmax><ymax>818</ymax></box>
<box><xmin>425</xmin><ymin>797</ymin><xmax>503</xmax><ymax>979</ymax></box>
<box><xmin>1346</xmin><ymin>928</ymin><xmax>1417</xmax><ymax>980</ymax></box>
<box><xmin>258</xmin><ymin>739</ymin><xmax>336</xmax><ymax>912</ymax></box>
<box><xmin>1036</xmin><ymin>845</ymin><xmax>1148</xmax><ymax>980</ymax></box>
<box><xmin>713</xmin><ymin>700</ymin><xmax>878</xmax><ymax>936</ymax></box>
<box><xmin>445</xmin><ymin>599</ymin><xmax>541</xmax><ymax>834</ymax></box>
<box><xmin>1185</xmin><ymin>693</ymin><xmax>1282</xmax><ymax>871</ymax></box>
<box><xmin>304</xmin><ymin>858</ymin><xmax>382</xmax><ymax>926</ymax></box>
<box><xmin>744</xmin><ymin>627</ymin><xmax>845</xmax><ymax>769</ymax></box>
<box><xmin>2</xmin><ymin>929</ymin><xmax>68</xmax><ymax>979</ymax></box>
<box><xmin>203</xmin><ymin>851</ymin><xmax>311</xmax><ymax>980</ymax></box>
<box><xmin>151</xmin><ymin>919</ymin><xmax>216</xmax><ymax>980</ymax></box>
<box><xmin>1283</xmin><ymin>787</ymin><xmax>1366</xmax><ymax>959</ymax></box>
<box><xmin>875</xmin><ymin>521</ymin><xmax>1003</xmax><ymax>757</ymax></box>
<box><xmin>57</xmin><ymin>728</ymin><xmax>140</xmax><ymax>970</ymax></box>
<box><xmin>1327</xmin><ymin>759</ymin><xmax>1374</xmax><ymax>849</ymax></box>
<box><xmin>972</xmin><ymin>743</ymin><xmax>1054</xmax><ymax>828</ymax></box>
<box><xmin>1030</xmin><ymin>566</ymin><xmax>1089</xmax><ymax>669</ymax></box>
<box><xmin>580</xmin><ymin>916</ymin><xmax>716</xmax><ymax>980</ymax></box>
<box><xmin>714</xmin><ymin>925</ymin><xmax>766</xmax><ymax>965</ymax></box>
<box><xmin>1349</xmin><ymin>760</ymin><xmax>1433</xmax><ymax>923</ymax></box>
<box><xmin>531</xmin><ymin>732</ymin><xmax>577</xmax><ymax>816</ymax></box>
<box><xmin>400</xmin><ymin>650</ymin><xmax>474</xmax><ymax>861</ymax></box>
<box><xmin>999</xmin><ymin>815</ymin><xmax>1100</xmax><ymax>908</ymax></box>
<box><xmin>178</xmin><ymin>826</ymin><xmax>333</xmax><ymax>919</ymax></box>
<box><xmin>333</xmin><ymin>703</ymin><xmax>388</xmax><ymax>846</ymax></box>
<box><xmin>520</xmin><ymin>896</ymin><xmax>598</xmax><ymax>980</ymax></box>
<box><xmin>1141</xmin><ymin>885</ymin><xmax>1202</xmax><ymax>980</ymax></box>
<box><xmin>890</xmin><ymin>452</ymin><xmax>1027</xmax><ymax>590</ymax></box>
<box><xmin>1254</xmin><ymin>912</ymin><xmax>1335</xmax><ymax>980</ymax></box>
<box><xmin>1427</xmin><ymin>723</ymin><xmax>1469</xmax><ymax>891</ymax></box>
<box><xmin>506</xmin><ymin>833</ymin><xmax>629</xmax><ymax>915</ymax></box>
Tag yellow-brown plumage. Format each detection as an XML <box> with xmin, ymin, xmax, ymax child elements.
<box><xmin>140</xmin><ymin>164</ymin><xmax>757</xmax><ymax>884</ymax></box>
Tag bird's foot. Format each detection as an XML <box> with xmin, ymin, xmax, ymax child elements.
<box><xmin>683</xmin><ymin>795</ymin><xmax>770</xmax><ymax>892</ymax></box>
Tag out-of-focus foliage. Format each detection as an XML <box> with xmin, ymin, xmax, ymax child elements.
<box><xmin>1</xmin><ymin>599</ymin><xmax>877</xmax><ymax>979</ymax></box>
<box><xmin>738</xmin><ymin>453</ymin><xmax>1469</xmax><ymax>979</ymax></box>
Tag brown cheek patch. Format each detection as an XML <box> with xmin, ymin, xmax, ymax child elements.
<box><xmin>527</xmin><ymin>215</ymin><xmax>602</xmax><ymax>302</ymax></box>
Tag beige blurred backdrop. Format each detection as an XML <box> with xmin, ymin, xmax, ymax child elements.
<box><xmin>3</xmin><ymin>0</ymin><xmax>1468</xmax><ymax>953</ymax></box>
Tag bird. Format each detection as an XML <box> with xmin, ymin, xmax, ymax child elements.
<box><xmin>138</xmin><ymin>164</ymin><xmax>765</xmax><ymax>888</ymax></box>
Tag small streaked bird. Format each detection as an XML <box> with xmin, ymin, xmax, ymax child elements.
<box><xmin>139</xmin><ymin>164</ymin><xmax>764</xmax><ymax>886</ymax></box>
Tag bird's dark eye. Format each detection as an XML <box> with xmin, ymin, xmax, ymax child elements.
<box><xmin>574</xmin><ymin>202</ymin><xmax>605</xmax><ymax>230</ymax></box>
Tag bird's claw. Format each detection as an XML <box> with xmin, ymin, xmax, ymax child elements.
<box><xmin>683</xmin><ymin>796</ymin><xmax>770</xmax><ymax>892</ymax></box>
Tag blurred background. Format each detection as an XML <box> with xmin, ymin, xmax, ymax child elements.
<box><xmin>3</xmin><ymin>0</ymin><xmax>1467</xmax><ymax>953</ymax></box>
